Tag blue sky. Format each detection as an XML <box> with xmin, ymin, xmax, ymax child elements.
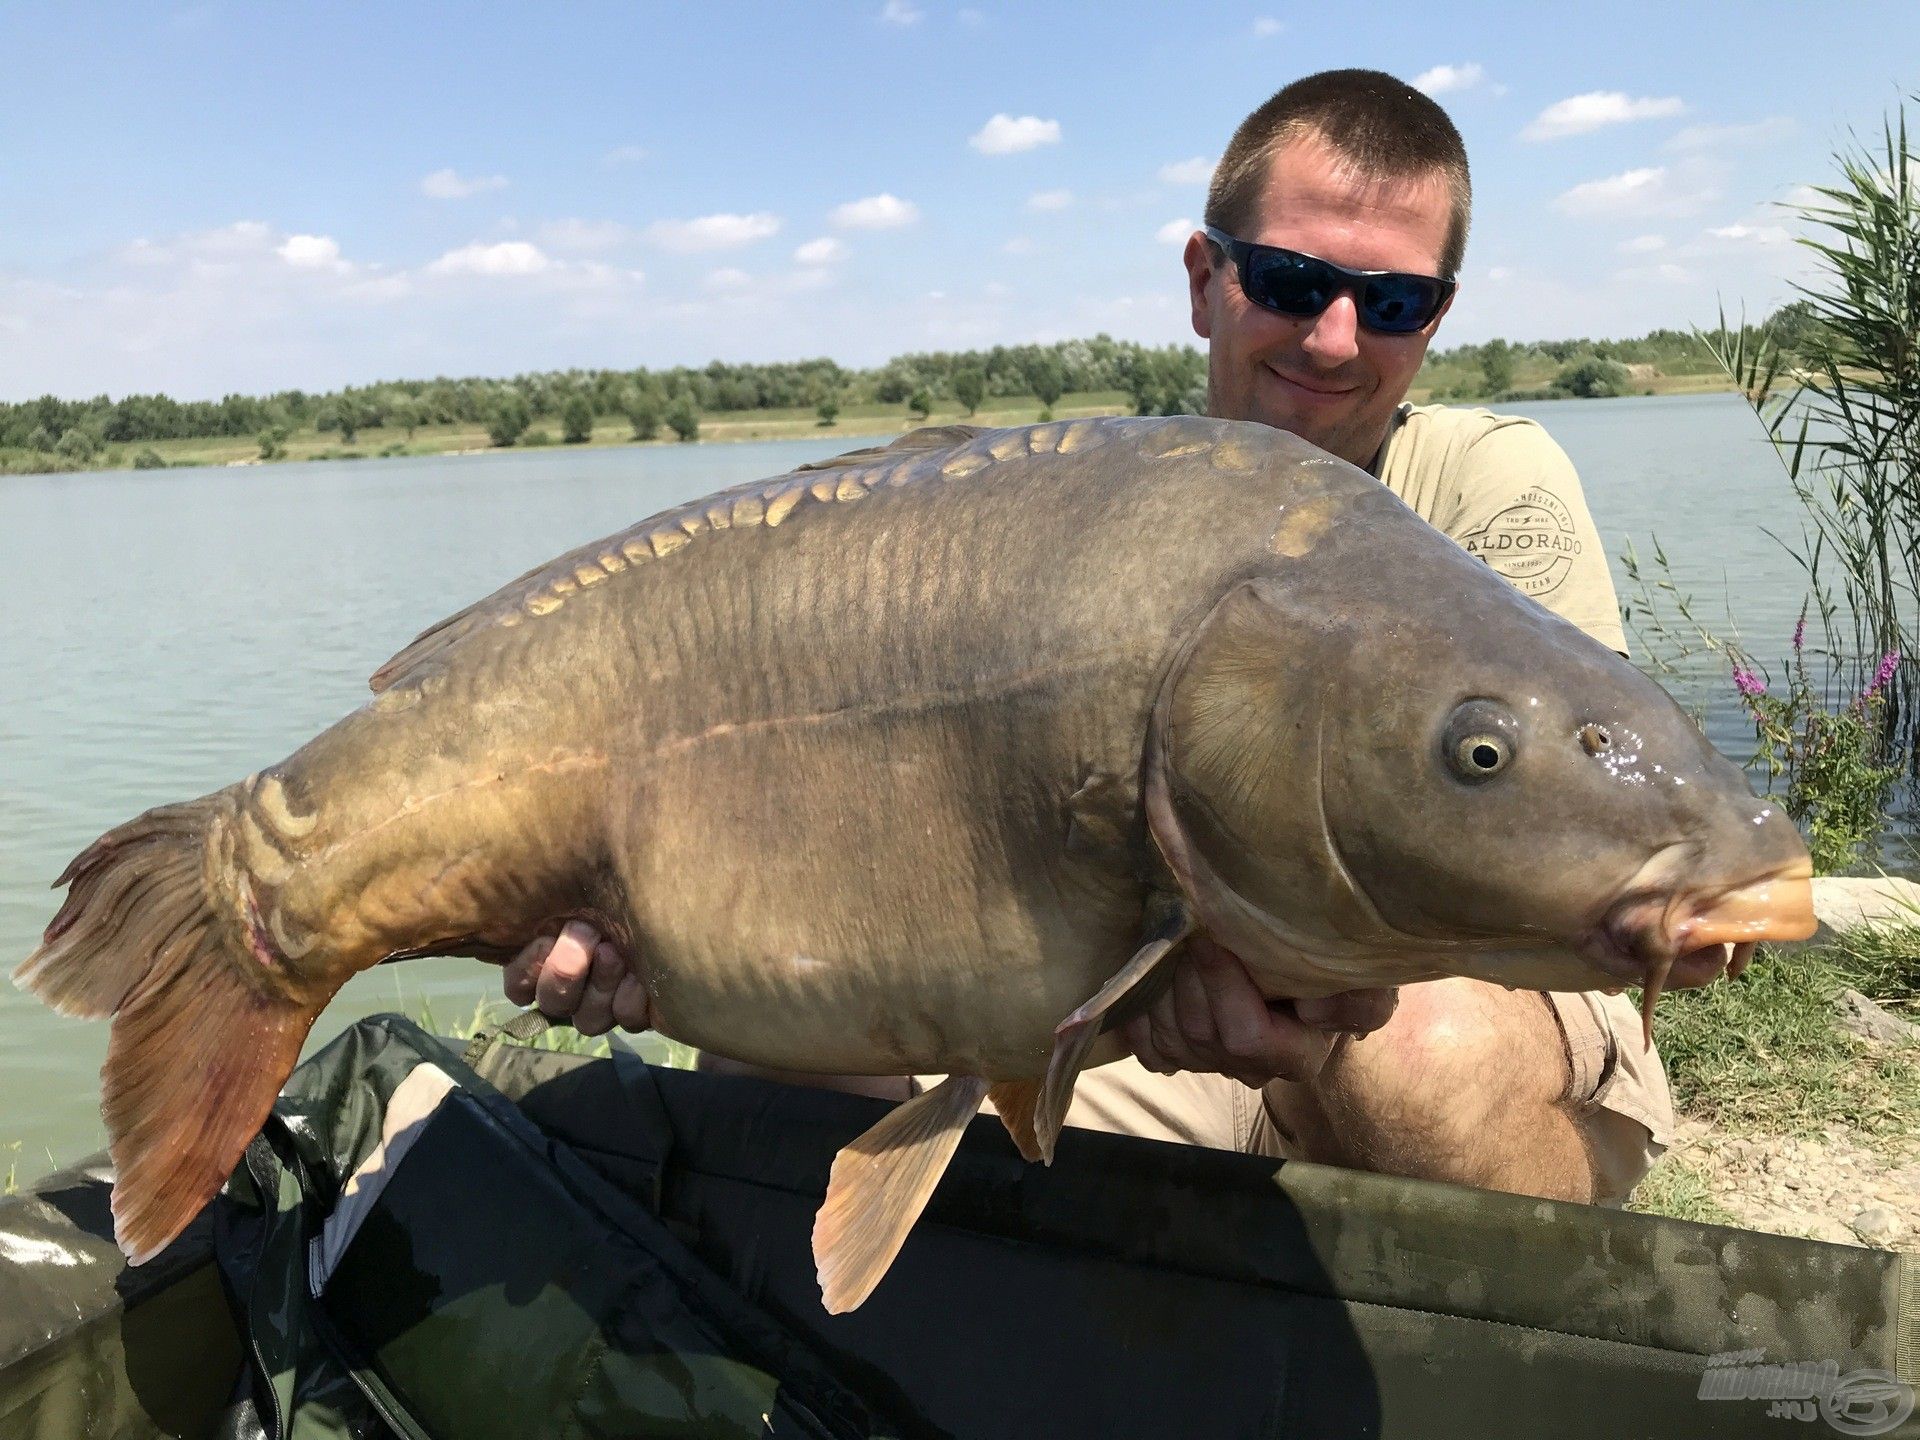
<box><xmin>3</xmin><ymin>1</ymin><xmax>1915</xmax><ymax>400</ymax></box>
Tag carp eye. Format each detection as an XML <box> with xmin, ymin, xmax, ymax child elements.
<box><xmin>1441</xmin><ymin>700</ymin><xmax>1519</xmax><ymax>785</ymax></box>
<box><xmin>1579</xmin><ymin>723</ymin><xmax>1613</xmax><ymax>756</ymax></box>
<box><xmin>1453</xmin><ymin>734</ymin><xmax>1510</xmax><ymax>777</ymax></box>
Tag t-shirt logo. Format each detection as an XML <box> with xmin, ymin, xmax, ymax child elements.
<box><xmin>1461</xmin><ymin>486</ymin><xmax>1583</xmax><ymax>597</ymax></box>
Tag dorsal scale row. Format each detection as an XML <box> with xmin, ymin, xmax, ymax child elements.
<box><xmin>366</xmin><ymin>416</ymin><xmax>1239</xmax><ymax>694</ymax></box>
<box><xmin>506</xmin><ymin>418</ymin><xmax>1123</xmax><ymax>625</ymax></box>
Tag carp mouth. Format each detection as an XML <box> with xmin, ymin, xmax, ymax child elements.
<box><xmin>1581</xmin><ymin>859</ymin><xmax>1817</xmax><ymax>1044</ymax></box>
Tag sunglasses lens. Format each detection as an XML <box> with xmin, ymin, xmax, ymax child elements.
<box><xmin>1220</xmin><ymin>230</ymin><xmax>1449</xmax><ymax>334</ymax></box>
<box><xmin>1360</xmin><ymin>274</ymin><xmax>1445</xmax><ymax>333</ymax></box>
<box><xmin>1243</xmin><ymin>249</ymin><xmax>1338</xmax><ymax>318</ymax></box>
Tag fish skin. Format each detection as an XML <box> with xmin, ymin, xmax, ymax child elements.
<box><xmin>16</xmin><ymin>415</ymin><xmax>1814</xmax><ymax>1275</ymax></box>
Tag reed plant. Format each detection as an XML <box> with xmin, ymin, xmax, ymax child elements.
<box><xmin>1700</xmin><ymin>95</ymin><xmax>1920</xmax><ymax>733</ymax></box>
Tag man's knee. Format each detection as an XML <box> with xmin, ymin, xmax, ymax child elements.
<box><xmin>1345</xmin><ymin>978</ymin><xmax>1569</xmax><ymax>1110</ymax></box>
<box><xmin>1270</xmin><ymin>978</ymin><xmax>1596</xmax><ymax>1200</ymax></box>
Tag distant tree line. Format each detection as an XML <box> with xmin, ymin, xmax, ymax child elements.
<box><xmin>0</xmin><ymin>336</ymin><xmax>1207</xmax><ymax>455</ymax></box>
<box><xmin>1419</xmin><ymin>305</ymin><xmax>1817</xmax><ymax>404</ymax></box>
<box><xmin>1</xmin><ymin>307</ymin><xmax>1815</xmax><ymax>458</ymax></box>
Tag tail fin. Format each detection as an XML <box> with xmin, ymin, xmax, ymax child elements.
<box><xmin>15</xmin><ymin>792</ymin><xmax>329</xmax><ymax>1264</ymax></box>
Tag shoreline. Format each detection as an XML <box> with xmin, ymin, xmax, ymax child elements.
<box><xmin>0</xmin><ymin>377</ymin><xmax>1738</xmax><ymax>483</ymax></box>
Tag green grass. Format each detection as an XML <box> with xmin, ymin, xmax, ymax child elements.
<box><xmin>403</xmin><ymin>990</ymin><xmax>699</xmax><ymax>1070</ymax></box>
<box><xmin>1628</xmin><ymin>1153</ymin><xmax>1740</xmax><ymax>1226</ymax></box>
<box><xmin>1651</xmin><ymin>935</ymin><xmax>1920</xmax><ymax>1139</ymax></box>
<box><xmin>1823</xmin><ymin>918</ymin><xmax>1920</xmax><ymax>1010</ymax></box>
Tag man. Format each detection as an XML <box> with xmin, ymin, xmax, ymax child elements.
<box><xmin>506</xmin><ymin>69</ymin><xmax>1675</xmax><ymax>1207</ymax></box>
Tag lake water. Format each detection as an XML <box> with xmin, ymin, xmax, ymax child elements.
<box><xmin>0</xmin><ymin>394</ymin><xmax>1838</xmax><ymax>1183</ymax></box>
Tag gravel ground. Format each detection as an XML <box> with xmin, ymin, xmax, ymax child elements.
<box><xmin>1665</xmin><ymin>1117</ymin><xmax>1919</xmax><ymax>1248</ymax></box>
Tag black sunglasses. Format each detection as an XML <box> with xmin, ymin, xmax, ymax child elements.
<box><xmin>1203</xmin><ymin>226</ymin><xmax>1456</xmax><ymax>335</ymax></box>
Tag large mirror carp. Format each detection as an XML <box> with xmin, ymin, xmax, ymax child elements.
<box><xmin>17</xmin><ymin>416</ymin><xmax>1815</xmax><ymax>1311</ymax></box>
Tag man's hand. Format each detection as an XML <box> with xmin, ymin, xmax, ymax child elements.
<box><xmin>503</xmin><ymin>923</ymin><xmax>1395</xmax><ymax>1089</ymax></box>
<box><xmin>502</xmin><ymin>920</ymin><xmax>652</xmax><ymax>1037</ymax></box>
<box><xmin>1119</xmin><ymin>936</ymin><xmax>1398</xmax><ymax>1088</ymax></box>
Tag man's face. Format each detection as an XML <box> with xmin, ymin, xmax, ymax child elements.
<box><xmin>1185</xmin><ymin>132</ymin><xmax>1456</xmax><ymax>468</ymax></box>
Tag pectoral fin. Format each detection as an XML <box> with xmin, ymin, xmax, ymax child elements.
<box><xmin>812</xmin><ymin>1074</ymin><xmax>992</xmax><ymax>1314</ymax></box>
<box><xmin>1032</xmin><ymin>900</ymin><xmax>1195</xmax><ymax>1162</ymax></box>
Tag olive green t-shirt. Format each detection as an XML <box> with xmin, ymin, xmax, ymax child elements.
<box><xmin>1368</xmin><ymin>402</ymin><xmax>1628</xmax><ymax>653</ymax></box>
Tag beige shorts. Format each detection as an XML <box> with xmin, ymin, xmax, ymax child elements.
<box><xmin>1544</xmin><ymin>988</ymin><xmax>1675</xmax><ymax>1205</ymax></box>
<box><xmin>944</xmin><ymin>988</ymin><xmax>1675</xmax><ymax>1207</ymax></box>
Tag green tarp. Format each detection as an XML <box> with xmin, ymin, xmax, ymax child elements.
<box><xmin>1</xmin><ymin>1013</ymin><xmax>1914</xmax><ymax>1438</ymax></box>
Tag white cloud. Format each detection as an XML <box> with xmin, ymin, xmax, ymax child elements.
<box><xmin>1027</xmin><ymin>188</ymin><xmax>1073</xmax><ymax>211</ymax></box>
<box><xmin>793</xmin><ymin>236</ymin><xmax>846</xmax><ymax>265</ymax></box>
<box><xmin>1555</xmin><ymin>166</ymin><xmax>1705</xmax><ymax>218</ymax></box>
<box><xmin>1617</xmin><ymin>261</ymin><xmax>1695</xmax><ymax>284</ymax></box>
<box><xmin>114</xmin><ymin>221</ymin><xmax>369</xmax><ymax>283</ymax></box>
<box><xmin>1155</xmin><ymin>218</ymin><xmax>1194</xmax><ymax>246</ymax></box>
<box><xmin>119</xmin><ymin>220</ymin><xmax>273</xmax><ymax>268</ymax></box>
<box><xmin>276</xmin><ymin>234</ymin><xmax>347</xmax><ymax>271</ymax></box>
<box><xmin>704</xmin><ymin>267</ymin><xmax>752</xmax><ymax>290</ymax></box>
<box><xmin>420</xmin><ymin>168</ymin><xmax>509</xmax><ymax>200</ymax></box>
<box><xmin>957</xmin><ymin>7</ymin><xmax>983</xmax><ymax>21</ymax></box>
<box><xmin>1251</xmin><ymin>16</ymin><xmax>1283</xmax><ymax>36</ymax></box>
<box><xmin>1707</xmin><ymin>222</ymin><xmax>1791</xmax><ymax>245</ymax></box>
<box><xmin>970</xmin><ymin>114</ymin><xmax>1062</xmax><ymax>155</ymax></box>
<box><xmin>537</xmin><ymin>219</ymin><xmax>635</xmax><ymax>252</ymax></box>
<box><xmin>1486</xmin><ymin>266</ymin><xmax>1513</xmax><ymax>282</ymax></box>
<box><xmin>1522</xmin><ymin>92</ymin><xmax>1686</xmax><ymax>142</ymax></box>
<box><xmin>831</xmin><ymin>193</ymin><xmax>920</xmax><ymax>229</ymax></box>
<box><xmin>1157</xmin><ymin>156</ymin><xmax>1215</xmax><ymax>185</ymax></box>
<box><xmin>0</xmin><ymin>218</ymin><xmax>667</xmax><ymax>401</ymax></box>
<box><xmin>1412</xmin><ymin>63</ymin><xmax>1484</xmax><ymax>97</ymax></box>
<box><xmin>427</xmin><ymin>241</ymin><xmax>551</xmax><ymax>276</ymax></box>
<box><xmin>1667</xmin><ymin>117</ymin><xmax>1795</xmax><ymax>151</ymax></box>
<box><xmin>1002</xmin><ymin>235</ymin><xmax>1034</xmax><ymax>255</ymax></box>
<box><xmin>878</xmin><ymin>0</ymin><xmax>921</xmax><ymax>22</ymax></box>
<box><xmin>601</xmin><ymin>144</ymin><xmax>649</xmax><ymax>167</ymax></box>
<box><xmin>1618</xmin><ymin>233</ymin><xmax>1668</xmax><ymax>253</ymax></box>
<box><xmin>642</xmin><ymin>212</ymin><xmax>782</xmax><ymax>252</ymax></box>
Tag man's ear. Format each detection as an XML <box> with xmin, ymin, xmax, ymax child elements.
<box><xmin>1183</xmin><ymin>230</ymin><xmax>1216</xmax><ymax>340</ymax></box>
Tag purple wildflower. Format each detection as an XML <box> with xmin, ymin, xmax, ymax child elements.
<box><xmin>1863</xmin><ymin>650</ymin><xmax>1902</xmax><ymax>701</ymax></box>
<box><xmin>1732</xmin><ymin>664</ymin><xmax>1768</xmax><ymax>700</ymax></box>
<box><xmin>1791</xmin><ymin>615</ymin><xmax>1806</xmax><ymax>654</ymax></box>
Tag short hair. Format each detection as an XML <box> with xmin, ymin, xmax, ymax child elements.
<box><xmin>1205</xmin><ymin>69</ymin><xmax>1471</xmax><ymax>279</ymax></box>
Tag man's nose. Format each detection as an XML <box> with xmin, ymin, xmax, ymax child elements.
<box><xmin>1300</xmin><ymin>292</ymin><xmax>1361</xmax><ymax>368</ymax></box>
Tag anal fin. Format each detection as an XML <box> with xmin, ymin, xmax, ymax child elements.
<box><xmin>812</xmin><ymin>1074</ymin><xmax>991</xmax><ymax>1314</ymax></box>
<box><xmin>1033</xmin><ymin>900</ymin><xmax>1194</xmax><ymax>1162</ymax></box>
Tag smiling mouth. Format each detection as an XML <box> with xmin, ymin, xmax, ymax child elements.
<box><xmin>1583</xmin><ymin>862</ymin><xmax>1817</xmax><ymax>1045</ymax></box>
<box><xmin>1264</xmin><ymin>364</ymin><xmax>1356</xmax><ymax>399</ymax></box>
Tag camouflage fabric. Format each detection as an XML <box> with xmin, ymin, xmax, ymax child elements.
<box><xmin>0</xmin><ymin>1156</ymin><xmax>238</xmax><ymax>1440</ymax></box>
<box><xmin>477</xmin><ymin>1032</ymin><xmax>1920</xmax><ymax>1440</ymax></box>
<box><xmin>1</xmin><ymin>1014</ymin><xmax>1913</xmax><ymax>1438</ymax></box>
